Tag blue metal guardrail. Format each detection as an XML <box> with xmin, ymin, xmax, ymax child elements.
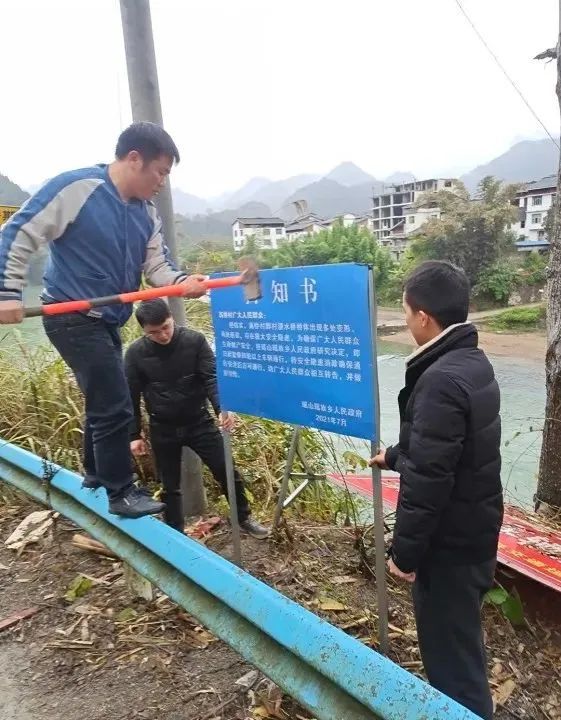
<box><xmin>0</xmin><ymin>441</ymin><xmax>481</xmax><ymax>720</ymax></box>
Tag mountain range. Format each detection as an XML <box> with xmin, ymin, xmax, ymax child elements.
<box><xmin>169</xmin><ymin>138</ymin><xmax>559</xmax><ymax>238</ymax></box>
<box><xmin>460</xmin><ymin>138</ymin><xmax>558</xmax><ymax>192</ymax></box>
<box><xmin>1</xmin><ymin>137</ymin><xmax>558</xmax><ymax>242</ymax></box>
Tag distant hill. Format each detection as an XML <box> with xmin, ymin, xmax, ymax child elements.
<box><xmin>162</xmin><ymin>138</ymin><xmax>561</xmax><ymax>238</ymax></box>
<box><xmin>178</xmin><ymin>201</ymin><xmax>272</xmax><ymax>242</ymax></box>
<box><xmin>460</xmin><ymin>138</ymin><xmax>559</xmax><ymax>192</ymax></box>
<box><xmin>208</xmin><ymin>177</ymin><xmax>271</xmax><ymax>212</ymax></box>
<box><xmin>384</xmin><ymin>171</ymin><xmax>416</xmax><ymax>185</ymax></box>
<box><xmin>256</xmin><ymin>163</ymin><xmax>382</xmax><ymax>220</ymax></box>
<box><xmin>325</xmin><ymin>161</ymin><xmax>376</xmax><ymax>186</ymax></box>
<box><xmin>171</xmin><ymin>188</ymin><xmax>208</xmax><ymax>216</ymax></box>
<box><xmin>0</xmin><ymin>173</ymin><xmax>29</xmax><ymax>206</ymax></box>
<box><xmin>249</xmin><ymin>174</ymin><xmax>321</xmax><ymax>213</ymax></box>
<box><xmin>169</xmin><ymin>162</ymin><xmax>451</xmax><ymax>228</ymax></box>
<box><xmin>280</xmin><ymin>178</ymin><xmax>378</xmax><ymax>221</ymax></box>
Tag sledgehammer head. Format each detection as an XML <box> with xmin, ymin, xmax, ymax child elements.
<box><xmin>238</xmin><ymin>256</ymin><xmax>262</xmax><ymax>301</ymax></box>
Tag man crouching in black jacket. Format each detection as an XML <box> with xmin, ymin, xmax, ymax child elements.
<box><xmin>370</xmin><ymin>261</ymin><xmax>503</xmax><ymax>719</ymax></box>
<box><xmin>125</xmin><ymin>299</ymin><xmax>269</xmax><ymax>539</ymax></box>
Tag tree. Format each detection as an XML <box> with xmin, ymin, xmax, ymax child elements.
<box><xmin>535</xmin><ymin>37</ymin><xmax>561</xmax><ymax>511</ymax></box>
<box><xmin>178</xmin><ymin>221</ymin><xmax>396</xmax><ymax>298</ymax></box>
<box><xmin>473</xmin><ymin>260</ymin><xmax>519</xmax><ymax>305</ymax></box>
<box><xmin>261</xmin><ymin>222</ymin><xmax>396</xmax><ymax>295</ymax></box>
<box><xmin>405</xmin><ymin>177</ymin><xmax>520</xmax><ymax>286</ymax></box>
<box><xmin>519</xmin><ymin>252</ymin><xmax>548</xmax><ymax>287</ymax></box>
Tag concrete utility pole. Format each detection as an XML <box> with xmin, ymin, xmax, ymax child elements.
<box><xmin>119</xmin><ymin>0</ymin><xmax>206</xmax><ymax>516</ymax></box>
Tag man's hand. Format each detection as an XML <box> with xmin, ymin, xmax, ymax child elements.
<box><xmin>0</xmin><ymin>299</ymin><xmax>24</xmax><ymax>325</ymax></box>
<box><xmin>368</xmin><ymin>449</ymin><xmax>388</xmax><ymax>470</ymax></box>
<box><xmin>388</xmin><ymin>557</ymin><xmax>416</xmax><ymax>583</ymax></box>
<box><xmin>130</xmin><ymin>439</ymin><xmax>147</xmax><ymax>457</ymax></box>
<box><xmin>219</xmin><ymin>411</ymin><xmax>236</xmax><ymax>432</ymax></box>
<box><xmin>178</xmin><ymin>274</ymin><xmax>208</xmax><ymax>299</ymax></box>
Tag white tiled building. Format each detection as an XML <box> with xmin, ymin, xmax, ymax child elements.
<box><xmin>285</xmin><ymin>213</ymin><xmax>327</xmax><ymax>240</ymax></box>
<box><xmin>285</xmin><ymin>212</ymin><xmax>374</xmax><ymax>240</ymax></box>
<box><xmin>322</xmin><ymin>213</ymin><xmax>358</xmax><ymax>229</ymax></box>
<box><xmin>512</xmin><ymin>175</ymin><xmax>555</xmax><ymax>252</ymax></box>
<box><xmin>232</xmin><ymin>217</ymin><xmax>286</xmax><ymax>251</ymax></box>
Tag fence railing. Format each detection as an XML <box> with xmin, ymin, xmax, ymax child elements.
<box><xmin>0</xmin><ymin>440</ymin><xmax>480</xmax><ymax>720</ymax></box>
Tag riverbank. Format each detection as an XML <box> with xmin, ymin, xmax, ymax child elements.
<box><xmin>380</xmin><ymin>326</ymin><xmax>546</xmax><ymax>362</ymax></box>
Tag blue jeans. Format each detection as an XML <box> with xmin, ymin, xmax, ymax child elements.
<box><xmin>43</xmin><ymin>313</ymin><xmax>134</xmax><ymax>499</ymax></box>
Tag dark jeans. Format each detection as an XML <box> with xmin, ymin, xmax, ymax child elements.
<box><xmin>150</xmin><ymin>417</ymin><xmax>251</xmax><ymax>532</ymax></box>
<box><xmin>43</xmin><ymin>314</ymin><xmax>134</xmax><ymax>500</ymax></box>
<box><xmin>412</xmin><ymin>558</ymin><xmax>496</xmax><ymax>720</ymax></box>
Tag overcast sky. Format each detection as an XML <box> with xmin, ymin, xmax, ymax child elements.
<box><xmin>1</xmin><ymin>0</ymin><xmax>559</xmax><ymax>198</ymax></box>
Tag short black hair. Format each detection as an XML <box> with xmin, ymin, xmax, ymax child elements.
<box><xmin>115</xmin><ymin>122</ymin><xmax>180</xmax><ymax>164</ymax></box>
<box><xmin>404</xmin><ymin>261</ymin><xmax>470</xmax><ymax>329</ymax></box>
<box><xmin>135</xmin><ymin>299</ymin><xmax>172</xmax><ymax>327</ymax></box>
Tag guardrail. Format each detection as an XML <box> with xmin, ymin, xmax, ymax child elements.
<box><xmin>0</xmin><ymin>440</ymin><xmax>480</xmax><ymax>720</ymax></box>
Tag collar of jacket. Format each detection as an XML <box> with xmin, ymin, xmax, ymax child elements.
<box><xmin>404</xmin><ymin>322</ymin><xmax>478</xmax><ymax>387</ymax></box>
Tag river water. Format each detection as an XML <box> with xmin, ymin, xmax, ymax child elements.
<box><xmin>347</xmin><ymin>339</ymin><xmax>544</xmax><ymax>510</ymax></box>
<box><xmin>3</xmin><ymin>293</ymin><xmax>544</xmax><ymax>510</ymax></box>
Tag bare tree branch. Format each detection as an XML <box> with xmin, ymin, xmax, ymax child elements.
<box><xmin>534</xmin><ymin>47</ymin><xmax>558</xmax><ymax>61</ymax></box>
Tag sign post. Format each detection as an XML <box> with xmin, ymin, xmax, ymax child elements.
<box><xmin>222</xmin><ymin>429</ymin><xmax>242</xmax><ymax>566</ymax></box>
<box><xmin>368</xmin><ymin>269</ymin><xmax>389</xmax><ymax>655</ymax></box>
<box><xmin>272</xmin><ymin>426</ymin><xmax>302</xmax><ymax>530</ymax></box>
<box><xmin>210</xmin><ymin>263</ymin><xmax>389</xmax><ymax>652</ymax></box>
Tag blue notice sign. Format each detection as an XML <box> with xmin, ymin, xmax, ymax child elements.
<box><xmin>210</xmin><ymin>263</ymin><xmax>376</xmax><ymax>440</ymax></box>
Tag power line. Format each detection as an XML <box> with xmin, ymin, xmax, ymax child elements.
<box><xmin>453</xmin><ymin>0</ymin><xmax>560</xmax><ymax>150</ymax></box>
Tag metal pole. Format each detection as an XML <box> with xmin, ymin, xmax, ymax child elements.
<box><xmin>119</xmin><ymin>0</ymin><xmax>185</xmax><ymax>326</ymax></box>
<box><xmin>222</xmin><ymin>428</ymin><xmax>242</xmax><ymax>566</ymax></box>
<box><xmin>119</xmin><ymin>0</ymin><xmax>206</xmax><ymax>514</ymax></box>
<box><xmin>368</xmin><ymin>267</ymin><xmax>389</xmax><ymax>655</ymax></box>
<box><xmin>273</xmin><ymin>426</ymin><xmax>301</xmax><ymax>530</ymax></box>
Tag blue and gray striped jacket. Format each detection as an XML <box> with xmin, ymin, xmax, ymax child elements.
<box><xmin>0</xmin><ymin>164</ymin><xmax>185</xmax><ymax>326</ymax></box>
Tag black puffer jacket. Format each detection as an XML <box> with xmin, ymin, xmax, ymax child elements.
<box><xmin>386</xmin><ymin>324</ymin><xmax>503</xmax><ymax>573</ymax></box>
<box><xmin>125</xmin><ymin>327</ymin><xmax>220</xmax><ymax>438</ymax></box>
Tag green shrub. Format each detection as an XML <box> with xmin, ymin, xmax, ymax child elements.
<box><xmin>486</xmin><ymin>306</ymin><xmax>545</xmax><ymax>331</ymax></box>
<box><xmin>473</xmin><ymin>261</ymin><xmax>519</xmax><ymax>305</ymax></box>
<box><xmin>520</xmin><ymin>253</ymin><xmax>548</xmax><ymax>286</ymax></box>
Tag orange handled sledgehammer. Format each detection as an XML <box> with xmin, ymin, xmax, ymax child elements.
<box><xmin>24</xmin><ymin>257</ymin><xmax>262</xmax><ymax>318</ymax></box>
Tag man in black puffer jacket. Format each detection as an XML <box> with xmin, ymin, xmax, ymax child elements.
<box><xmin>370</xmin><ymin>261</ymin><xmax>503</xmax><ymax>720</ymax></box>
<box><xmin>124</xmin><ymin>299</ymin><xmax>269</xmax><ymax>539</ymax></box>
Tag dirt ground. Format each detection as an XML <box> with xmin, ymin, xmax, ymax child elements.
<box><xmin>376</xmin><ymin>304</ymin><xmax>547</xmax><ymax>362</ymax></box>
<box><xmin>1</xmin><ymin>491</ymin><xmax>561</xmax><ymax>720</ymax></box>
<box><xmin>380</xmin><ymin>326</ymin><xmax>546</xmax><ymax>363</ymax></box>
<box><xmin>0</xmin><ymin>495</ymin><xmax>308</xmax><ymax>720</ymax></box>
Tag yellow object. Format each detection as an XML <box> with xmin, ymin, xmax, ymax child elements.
<box><xmin>0</xmin><ymin>205</ymin><xmax>19</xmax><ymax>226</ymax></box>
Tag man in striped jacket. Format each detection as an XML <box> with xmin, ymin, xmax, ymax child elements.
<box><xmin>0</xmin><ymin>122</ymin><xmax>207</xmax><ymax>518</ymax></box>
